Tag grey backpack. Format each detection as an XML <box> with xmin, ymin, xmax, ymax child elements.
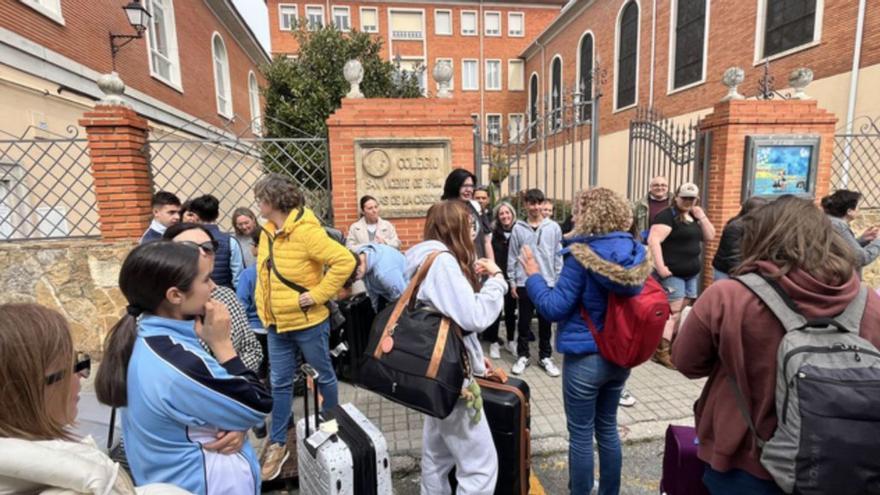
<box><xmin>732</xmin><ymin>273</ymin><xmax>880</xmax><ymax>494</ymax></box>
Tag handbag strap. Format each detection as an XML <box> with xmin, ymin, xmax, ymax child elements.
<box><xmin>263</xmin><ymin>225</ymin><xmax>310</xmax><ymax>295</ymax></box>
<box><xmin>373</xmin><ymin>251</ymin><xmax>445</xmax><ymax>359</ymax></box>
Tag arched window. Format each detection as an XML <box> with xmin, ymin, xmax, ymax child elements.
<box><xmin>212</xmin><ymin>33</ymin><xmax>232</xmax><ymax>118</ymax></box>
<box><xmin>550</xmin><ymin>56</ymin><xmax>562</xmax><ymax>131</ymax></box>
<box><xmin>615</xmin><ymin>1</ymin><xmax>639</xmax><ymax>110</ymax></box>
<box><xmin>671</xmin><ymin>0</ymin><xmax>708</xmax><ymax>90</ymax></box>
<box><xmin>248</xmin><ymin>72</ymin><xmax>262</xmax><ymax>134</ymax></box>
<box><xmin>578</xmin><ymin>32</ymin><xmax>594</xmax><ymax>121</ymax></box>
<box><xmin>529</xmin><ymin>73</ymin><xmax>539</xmax><ymax>141</ymax></box>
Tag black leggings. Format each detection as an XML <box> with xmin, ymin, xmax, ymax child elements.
<box><xmin>516</xmin><ymin>287</ymin><xmax>552</xmax><ymax>359</ymax></box>
<box><xmin>482</xmin><ymin>292</ymin><xmax>517</xmax><ymax>344</ymax></box>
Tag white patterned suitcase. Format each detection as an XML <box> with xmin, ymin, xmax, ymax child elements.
<box><xmin>296</xmin><ymin>365</ymin><xmax>392</xmax><ymax>495</ymax></box>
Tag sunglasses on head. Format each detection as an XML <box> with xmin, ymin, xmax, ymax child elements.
<box><xmin>45</xmin><ymin>352</ymin><xmax>90</xmax><ymax>386</ymax></box>
<box><xmin>180</xmin><ymin>240</ymin><xmax>219</xmax><ymax>254</ymax></box>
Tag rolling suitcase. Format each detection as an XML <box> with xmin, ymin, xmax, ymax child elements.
<box><xmin>332</xmin><ymin>294</ymin><xmax>376</xmax><ymax>383</ymax></box>
<box><xmin>660</xmin><ymin>425</ymin><xmax>709</xmax><ymax>495</ymax></box>
<box><xmin>449</xmin><ymin>369</ymin><xmax>531</xmax><ymax>495</ymax></box>
<box><xmin>296</xmin><ymin>364</ymin><xmax>393</xmax><ymax>495</ymax></box>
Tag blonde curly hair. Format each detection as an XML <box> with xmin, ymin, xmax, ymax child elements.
<box><xmin>568</xmin><ymin>188</ymin><xmax>633</xmax><ymax>236</ymax></box>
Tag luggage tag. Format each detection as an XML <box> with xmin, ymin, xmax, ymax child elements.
<box><xmin>381</xmin><ymin>325</ymin><xmax>397</xmax><ymax>353</ymax></box>
<box><xmin>306</xmin><ymin>429</ymin><xmax>334</xmax><ymax>450</ymax></box>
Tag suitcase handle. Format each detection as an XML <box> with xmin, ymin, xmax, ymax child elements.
<box><xmin>301</xmin><ymin>364</ymin><xmax>320</xmax><ymax>438</ymax></box>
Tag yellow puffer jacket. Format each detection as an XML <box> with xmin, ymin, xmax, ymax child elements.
<box><xmin>256</xmin><ymin>208</ymin><xmax>356</xmax><ymax>332</ymax></box>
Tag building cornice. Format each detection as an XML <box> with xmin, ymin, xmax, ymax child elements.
<box><xmin>521</xmin><ymin>0</ymin><xmax>595</xmax><ymax>60</ymax></box>
<box><xmin>205</xmin><ymin>0</ymin><xmax>272</xmax><ymax>65</ymax></box>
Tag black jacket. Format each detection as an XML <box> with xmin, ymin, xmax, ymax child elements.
<box><xmin>492</xmin><ymin>225</ymin><xmax>513</xmax><ymax>282</ymax></box>
<box><xmin>712</xmin><ymin>218</ymin><xmax>744</xmax><ymax>274</ymax></box>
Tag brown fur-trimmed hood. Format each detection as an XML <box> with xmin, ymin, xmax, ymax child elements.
<box><xmin>569</xmin><ymin>242</ymin><xmax>653</xmax><ymax>287</ymax></box>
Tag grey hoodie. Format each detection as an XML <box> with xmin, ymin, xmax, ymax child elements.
<box><xmin>507</xmin><ymin>218</ymin><xmax>563</xmax><ymax>287</ymax></box>
<box><xmin>405</xmin><ymin>240</ymin><xmax>508</xmax><ymax>377</ymax></box>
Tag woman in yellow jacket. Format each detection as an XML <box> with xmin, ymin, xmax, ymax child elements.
<box><xmin>253</xmin><ymin>174</ymin><xmax>356</xmax><ymax>481</ymax></box>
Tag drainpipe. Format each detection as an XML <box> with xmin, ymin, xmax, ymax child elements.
<box><xmin>842</xmin><ymin>0</ymin><xmax>867</xmax><ymax>188</ymax></box>
<box><xmin>648</xmin><ymin>0</ymin><xmax>656</xmax><ymax>107</ymax></box>
<box><xmin>480</xmin><ymin>0</ymin><xmax>485</xmax><ymax>129</ymax></box>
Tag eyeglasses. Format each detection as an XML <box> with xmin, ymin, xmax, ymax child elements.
<box><xmin>678</xmin><ymin>197</ymin><xmax>697</xmax><ymax>202</ymax></box>
<box><xmin>180</xmin><ymin>240</ymin><xmax>219</xmax><ymax>255</ymax></box>
<box><xmin>45</xmin><ymin>352</ymin><xmax>90</xmax><ymax>386</ymax></box>
<box><xmin>650</xmin><ymin>184</ymin><xmax>668</xmax><ymax>188</ymax></box>
<box><xmin>460</xmin><ymin>184</ymin><xmax>475</xmax><ymax>190</ymax></box>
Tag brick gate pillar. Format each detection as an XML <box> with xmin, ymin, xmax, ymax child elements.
<box><xmin>327</xmin><ymin>98</ymin><xmax>474</xmax><ymax>249</ymax></box>
<box><xmin>79</xmin><ymin>103</ymin><xmax>153</xmax><ymax>241</ymax></box>
<box><xmin>699</xmin><ymin>99</ymin><xmax>838</xmax><ymax>287</ymax></box>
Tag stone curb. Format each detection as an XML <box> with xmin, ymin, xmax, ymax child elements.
<box><xmin>389</xmin><ymin>416</ymin><xmax>692</xmax><ymax>477</ymax></box>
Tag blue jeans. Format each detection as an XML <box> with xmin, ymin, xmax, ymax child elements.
<box><xmin>713</xmin><ymin>269</ymin><xmax>730</xmax><ymax>281</ymax></box>
<box><xmin>563</xmin><ymin>353</ymin><xmax>630</xmax><ymax>495</ymax></box>
<box><xmin>702</xmin><ymin>467</ymin><xmax>783</xmax><ymax>495</ymax></box>
<box><xmin>267</xmin><ymin>320</ymin><xmax>338</xmax><ymax>445</ymax></box>
<box><xmin>660</xmin><ymin>275</ymin><xmax>698</xmax><ymax>301</ymax></box>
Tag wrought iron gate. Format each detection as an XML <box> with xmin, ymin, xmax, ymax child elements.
<box><xmin>149</xmin><ymin>116</ymin><xmax>333</xmax><ymax>224</ymax></box>
<box><xmin>626</xmin><ymin>107</ymin><xmax>709</xmax><ymax>202</ymax></box>
<box><xmin>831</xmin><ymin>116</ymin><xmax>880</xmax><ymax>208</ymax></box>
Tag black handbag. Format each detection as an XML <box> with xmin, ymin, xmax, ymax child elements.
<box><xmin>359</xmin><ymin>251</ymin><xmax>470</xmax><ymax>419</ymax></box>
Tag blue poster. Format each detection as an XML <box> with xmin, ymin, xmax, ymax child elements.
<box><xmin>752</xmin><ymin>145</ymin><xmax>812</xmax><ymax>196</ymax></box>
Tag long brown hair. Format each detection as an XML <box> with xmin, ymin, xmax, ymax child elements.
<box><xmin>0</xmin><ymin>303</ymin><xmax>75</xmax><ymax>440</ymax></box>
<box><xmin>424</xmin><ymin>200</ymin><xmax>479</xmax><ymax>289</ymax></box>
<box><xmin>738</xmin><ymin>195</ymin><xmax>855</xmax><ymax>284</ymax></box>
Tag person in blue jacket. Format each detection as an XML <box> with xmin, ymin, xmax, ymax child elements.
<box><xmin>520</xmin><ymin>187</ymin><xmax>652</xmax><ymax>495</ymax></box>
<box><xmin>95</xmin><ymin>241</ymin><xmax>272</xmax><ymax>495</ymax></box>
<box><xmin>352</xmin><ymin>242</ymin><xmax>408</xmax><ymax>312</ymax></box>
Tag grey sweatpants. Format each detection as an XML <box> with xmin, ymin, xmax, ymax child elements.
<box><xmin>420</xmin><ymin>401</ymin><xmax>498</xmax><ymax>495</ymax></box>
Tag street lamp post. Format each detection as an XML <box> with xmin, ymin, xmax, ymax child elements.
<box><xmin>109</xmin><ymin>0</ymin><xmax>152</xmax><ymax>71</ymax></box>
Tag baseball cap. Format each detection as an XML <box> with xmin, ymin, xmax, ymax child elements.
<box><xmin>677</xmin><ymin>182</ymin><xmax>699</xmax><ymax>198</ymax></box>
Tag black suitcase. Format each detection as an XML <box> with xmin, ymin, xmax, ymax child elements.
<box><xmin>333</xmin><ymin>294</ymin><xmax>376</xmax><ymax>383</ymax></box>
<box><xmin>449</xmin><ymin>374</ymin><xmax>531</xmax><ymax>494</ymax></box>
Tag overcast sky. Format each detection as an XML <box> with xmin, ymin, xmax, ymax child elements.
<box><xmin>231</xmin><ymin>0</ymin><xmax>271</xmax><ymax>54</ymax></box>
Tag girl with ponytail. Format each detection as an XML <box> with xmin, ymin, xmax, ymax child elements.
<box><xmin>95</xmin><ymin>241</ymin><xmax>272</xmax><ymax>494</ymax></box>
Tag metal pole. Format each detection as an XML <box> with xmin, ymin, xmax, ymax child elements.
<box><xmin>473</xmin><ymin>115</ymin><xmax>482</xmax><ymax>185</ymax></box>
<box><xmin>589</xmin><ymin>90</ymin><xmax>600</xmax><ymax>187</ymax></box>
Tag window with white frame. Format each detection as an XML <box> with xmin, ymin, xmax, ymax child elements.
<box><xmin>462</xmin><ymin>59</ymin><xmax>478</xmax><ymax>90</ymax></box>
<box><xmin>550</xmin><ymin>56</ymin><xmax>563</xmax><ymax>130</ymax></box>
<box><xmin>360</xmin><ymin>7</ymin><xmax>378</xmax><ymax>32</ymax></box>
<box><xmin>397</xmin><ymin>59</ymin><xmax>426</xmax><ymax>93</ymax></box>
<box><xmin>332</xmin><ymin>6</ymin><xmax>350</xmax><ymax>31</ymax></box>
<box><xmin>671</xmin><ymin>0</ymin><xmax>707</xmax><ymax>90</ymax></box>
<box><xmin>484</xmin><ymin>12</ymin><xmax>500</xmax><ymax>36</ymax></box>
<box><xmin>615</xmin><ymin>0</ymin><xmax>639</xmax><ymax>110</ymax></box>
<box><xmin>578</xmin><ymin>32</ymin><xmax>594</xmax><ymax>121</ymax></box>
<box><xmin>461</xmin><ymin>11</ymin><xmax>477</xmax><ymax>36</ymax></box>
<box><xmin>390</xmin><ymin>10</ymin><xmax>424</xmax><ymax>39</ymax></box>
<box><xmin>509</xmin><ymin>113</ymin><xmax>525</xmax><ymax>143</ymax></box>
<box><xmin>305</xmin><ymin>5</ymin><xmax>324</xmax><ymax>30</ymax></box>
<box><xmin>18</xmin><ymin>0</ymin><xmax>63</xmax><ymax>23</ymax></box>
<box><xmin>435</xmin><ymin>58</ymin><xmax>454</xmax><ymax>91</ymax></box>
<box><xmin>529</xmin><ymin>73</ymin><xmax>539</xmax><ymax>140</ymax></box>
<box><xmin>144</xmin><ymin>0</ymin><xmax>181</xmax><ymax>88</ymax></box>
<box><xmin>278</xmin><ymin>4</ymin><xmax>297</xmax><ymax>30</ymax></box>
<box><xmin>211</xmin><ymin>34</ymin><xmax>233</xmax><ymax>118</ymax></box>
<box><xmin>248</xmin><ymin>72</ymin><xmax>262</xmax><ymax>134</ymax></box>
<box><xmin>485</xmin><ymin>60</ymin><xmax>501</xmax><ymax>90</ymax></box>
<box><xmin>486</xmin><ymin>114</ymin><xmax>502</xmax><ymax>144</ymax></box>
<box><xmin>508</xmin><ymin>60</ymin><xmax>524</xmax><ymax>91</ymax></box>
<box><xmin>435</xmin><ymin>9</ymin><xmax>452</xmax><ymax>35</ymax></box>
<box><xmin>759</xmin><ymin>0</ymin><xmax>820</xmax><ymax>59</ymax></box>
<box><xmin>508</xmin><ymin>12</ymin><xmax>524</xmax><ymax>37</ymax></box>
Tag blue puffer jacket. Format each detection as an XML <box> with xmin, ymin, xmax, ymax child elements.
<box><xmin>525</xmin><ymin>232</ymin><xmax>652</xmax><ymax>355</ymax></box>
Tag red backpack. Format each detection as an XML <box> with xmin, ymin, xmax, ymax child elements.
<box><xmin>580</xmin><ymin>276</ymin><xmax>669</xmax><ymax>368</ymax></box>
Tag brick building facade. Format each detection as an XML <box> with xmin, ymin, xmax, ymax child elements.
<box><xmin>521</xmin><ymin>0</ymin><xmax>880</xmax><ymax>193</ymax></box>
<box><xmin>267</xmin><ymin>0</ymin><xmax>564</xmax><ymax>146</ymax></box>
<box><xmin>0</xmin><ymin>0</ymin><xmax>270</xmax><ymax>138</ymax></box>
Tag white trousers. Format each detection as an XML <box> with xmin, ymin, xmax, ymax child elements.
<box><xmin>420</xmin><ymin>401</ymin><xmax>498</xmax><ymax>495</ymax></box>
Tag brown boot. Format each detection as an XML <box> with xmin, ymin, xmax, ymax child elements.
<box><xmin>652</xmin><ymin>338</ymin><xmax>676</xmax><ymax>370</ymax></box>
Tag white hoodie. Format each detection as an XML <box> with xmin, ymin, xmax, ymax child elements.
<box><xmin>404</xmin><ymin>240</ymin><xmax>508</xmax><ymax>376</ymax></box>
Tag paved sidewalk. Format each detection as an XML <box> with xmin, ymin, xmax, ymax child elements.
<box><xmin>285</xmin><ymin>338</ymin><xmax>705</xmax><ymax>466</ymax></box>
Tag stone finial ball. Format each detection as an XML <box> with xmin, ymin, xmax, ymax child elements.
<box><xmin>343</xmin><ymin>59</ymin><xmax>364</xmax><ymax>84</ymax></box>
<box><xmin>789</xmin><ymin>68</ymin><xmax>813</xmax><ymax>89</ymax></box>
<box><xmin>722</xmin><ymin>67</ymin><xmax>745</xmax><ymax>88</ymax></box>
<box><xmin>433</xmin><ymin>60</ymin><xmax>453</xmax><ymax>84</ymax></box>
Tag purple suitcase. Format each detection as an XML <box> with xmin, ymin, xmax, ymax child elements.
<box><xmin>660</xmin><ymin>425</ymin><xmax>709</xmax><ymax>495</ymax></box>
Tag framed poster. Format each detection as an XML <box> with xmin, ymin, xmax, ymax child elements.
<box><xmin>742</xmin><ymin>135</ymin><xmax>820</xmax><ymax>200</ymax></box>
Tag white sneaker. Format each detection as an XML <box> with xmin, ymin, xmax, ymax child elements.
<box><xmin>506</xmin><ymin>340</ymin><xmax>518</xmax><ymax>356</ymax></box>
<box><xmin>619</xmin><ymin>389</ymin><xmax>637</xmax><ymax>407</ymax></box>
<box><xmin>511</xmin><ymin>356</ymin><xmax>530</xmax><ymax>375</ymax></box>
<box><xmin>539</xmin><ymin>357</ymin><xmax>561</xmax><ymax>377</ymax></box>
<box><xmin>489</xmin><ymin>342</ymin><xmax>501</xmax><ymax>359</ymax></box>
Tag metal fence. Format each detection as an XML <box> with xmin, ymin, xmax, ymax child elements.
<box><xmin>831</xmin><ymin>116</ymin><xmax>880</xmax><ymax>208</ymax></box>
<box><xmin>0</xmin><ymin>126</ymin><xmax>99</xmax><ymax>241</ymax></box>
<box><xmin>475</xmin><ymin>87</ymin><xmax>598</xmax><ymax>221</ymax></box>
<box><xmin>149</xmin><ymin>116</ymin><xmax>333</xmax><ymax>225</ymax></box>
<box><xmin>626</xmin><ymin>107</ymin><xmax>704</xmax><ymax>201</ymax></box>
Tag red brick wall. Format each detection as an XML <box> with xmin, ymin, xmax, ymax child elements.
<box><xmin>699</xmin><ymin>99</ymin><xmax>838</xmax><ymax>286</ymax></box>
<box><xmin>268</xmin><ymin>1</ymin><xmax>562</xmax><ymax>141</ymax></box>
<box><xmin>327</xmin><ymin>98</ymin><xmax>474</xmax><ymax>249</ymax></box>
<box><xmin>2</xmin><ymin>0</ymin><xmax>266</xmax><ymax>134</ymax></box>
<box><xmin>525</xmin><ymin>0</ymin><xmax>880</xmax><ymax>136</ymax></box>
